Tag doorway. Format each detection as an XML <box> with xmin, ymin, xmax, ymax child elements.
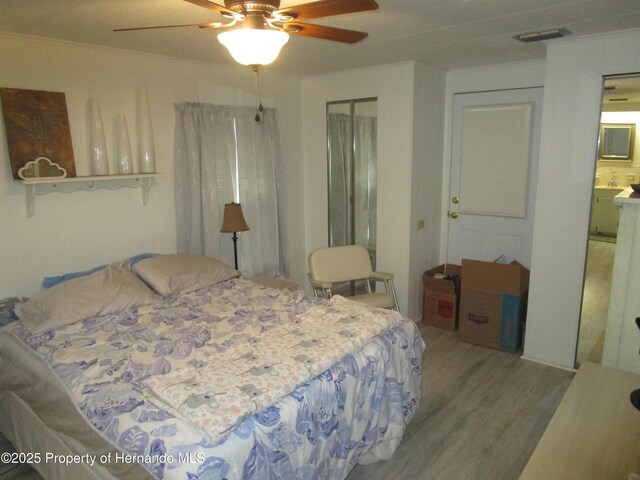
<box><xmin>576</xmin><ymin>74</ymin><xmax>640</xmax><ymax>367</ymax></box>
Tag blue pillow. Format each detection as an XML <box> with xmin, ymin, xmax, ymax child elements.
<box><xmin>42</xmin><ymin>265</ymin><xmax>106</xmax><ymax>288</ymax></box>
<box><xmin>41</xmin><ymin>253</ymin><xmax>157</xmax><ymax>289</ymax></box>
<box><xmin>130</xmin><ymin>252</ymin><xmax>158</xmax><ymax>266</ymax></box>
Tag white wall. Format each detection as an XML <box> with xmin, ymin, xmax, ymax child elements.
<box><xmin>302</xmin><ymin>62</ymin><xmax>447</xmax><ymax>318</ymax></box>
<box><xmin>409</xmin><ymin>63</ymin><xmax>446</xmax><ymax>320</ymax></box>
<box><xmin>0</xmin><ymin>33</ymin><xmax>304</xmax><ymax>298</ymax></box>
<box><xmin>525</xmin><ymin>29</ymin><xmax>640</xmax><ymax>370</ymax></box>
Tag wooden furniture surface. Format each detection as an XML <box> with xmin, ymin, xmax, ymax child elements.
<box><xmin>519</xmin><ymin>361</ymin><xmax>640</xmax><ymax>480</ymax></box>
<box><xmin>249</xmin><ymin>275</ymin><xmax>298</xmax><ymax>291</ymax></box>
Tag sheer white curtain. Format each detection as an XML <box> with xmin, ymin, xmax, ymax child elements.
<box><xmin>174</xmin><ymin>103</ymin><xmax>283</xmax><ymax>277</ymax></box>
<box><xmin>327</xmin><ymin>112</ymin><xmax>350</xmax><ymax>246</ymax></box>
<box><xmin>327</xmin><ymin>112</ymin><xmax>377</xmax><ymax>248</ymax></box>
<box><xmin>354</xmin><ymin>115</ymin><xmax>377</xmax><ymax>249</ymax></box>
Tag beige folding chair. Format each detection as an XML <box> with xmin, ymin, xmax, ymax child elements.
<box><xmin>307</xmin><ymin>245</ymin><xmax>399</xmax><ymax>312</ymax></box>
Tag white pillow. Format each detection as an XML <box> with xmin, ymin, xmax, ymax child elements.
<box><xmin>15</xmin><ymin>263</ymin><xmax>159</xmax><ymax>333</ymax></box>
<box><xmin>132</xmin><ymin>254</ymin><xmax>239</xmax><ymax>297</ymax></box>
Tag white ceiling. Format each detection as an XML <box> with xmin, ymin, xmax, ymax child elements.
<box><xmin>603</xmin><ymin>75</ymin><xmax>640</xmax><ymax>107</ymax></box>
<box><xmin>1</xmin><ymin>0</ymin><xmax>640</xmax><ymax>76</ymax></box>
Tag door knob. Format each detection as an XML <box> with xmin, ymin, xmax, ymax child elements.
<box><xmin>452</xmin><ymin>196</ymin><xmax>460</xmax><ymax>204</ymax></box>
<box><xmin>449</xmin><ymin>211</ymin><xmax>459</xmax><ymax>219</ymax></box>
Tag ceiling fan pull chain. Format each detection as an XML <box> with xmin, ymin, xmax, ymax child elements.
<box><xmin>253</xmin><ymin>65</ymin><xmax>264</xmax><ymax>122</ymax></box>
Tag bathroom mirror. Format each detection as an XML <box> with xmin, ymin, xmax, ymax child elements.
<box><xmin>599</xmin><ymin>123</ymin><xmax>635</xmax><ymax>161</ymax></box>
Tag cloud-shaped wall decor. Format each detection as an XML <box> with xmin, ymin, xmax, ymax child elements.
<box><xmin>18</xmin><ymin>157</ymin><xmax>67</xmax><ymax>179</ymax></box>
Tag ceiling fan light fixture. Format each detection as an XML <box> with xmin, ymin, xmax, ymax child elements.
<box><xmin>218</xmin><ymin>28</ymin><xmax>289</xmax><ymax>66</ymax></box>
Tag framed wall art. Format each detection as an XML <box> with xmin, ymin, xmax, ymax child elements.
<box><xmin>0</xmin><ymin>87</ymin><xmax>76</xmax><ymax>179</ymax></box>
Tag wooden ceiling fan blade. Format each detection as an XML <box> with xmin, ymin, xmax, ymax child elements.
<box><xmin>198</xmin><ymin>21</ymin><xmax>234</xmax><ymax>29</ymax></box>
<box><xmin>276</xmin><ymin>0</ymin><xmax>378</xmax><ymax>21</ymax></box>
<box><xmin>284</xmin><ymin>22</ymin><xmax>368</xmax><ymax>43</ymax></box>
<box><xmin>114</xmin><ymin>22</ymin><xmax>222</xmax><ymax>32</ymax></box>
<box><xmin>182</xmin><ymin>0</ymin><xmax>235</xmax><ymax>17</ymax></box>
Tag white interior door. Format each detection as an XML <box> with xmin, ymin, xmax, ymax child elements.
<box><xmin>447</xmin><ymin>88</ymin><xmax>543</xmax><ymax>268</ymax></box>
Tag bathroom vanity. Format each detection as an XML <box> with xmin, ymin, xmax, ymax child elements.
<box><xmin>590</xmin><ymin>186</ymin><xmax>624</xmax><ymax>236</ymax></box>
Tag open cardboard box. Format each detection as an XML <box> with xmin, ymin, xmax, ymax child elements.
<box><xmin>458</xmin><ymin>259</ymin><xmax>529</xmax><ymax>352</ymax></box>
<box><xmin>422</xmin><ymin>264</ymin><xmax>461</xmax><ymax>331</ymax></box>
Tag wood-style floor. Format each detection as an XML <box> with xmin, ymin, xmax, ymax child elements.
<box><xmin>348</xmin><ymin>323</ymin><xmax>574</xmax><ymax>480</ymax></box>
<box><xmin>575</xmin><ymin>239</ymin><xmax>616</xmax><ymax>366</ymax></box>
<box><xmin>0</xmin><ymin>323</ymin><xmax>574</xmax><ymax>480</ymax></box>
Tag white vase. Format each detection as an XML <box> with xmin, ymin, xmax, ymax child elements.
<box><xmin>89</xmin><ymin>98</ymin><xmax>109</xmax><ymax>175</ymax></box>
<box><xmin>115</xmin><ymin>114</ymin><xmax>133</xmax><ymax>174</ymax></box>
<box><xmin>137</xmin><ymin>87</ymin><xmax>156</xmax><ymax>173</ymax></box>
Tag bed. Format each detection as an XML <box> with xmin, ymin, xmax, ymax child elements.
<box><xmin>0</xmin><ymin>254</ymin><xmax>425</xmax><ymax>480</ymax></box>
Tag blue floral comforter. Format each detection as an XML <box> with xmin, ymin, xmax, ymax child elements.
<box><xmin>4</xmin><ymin>278</ymin><xmax>425</xmax><ymax>480</ymax></box>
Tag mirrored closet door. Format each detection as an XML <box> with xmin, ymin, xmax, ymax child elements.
<box><xmin>327</xmin><ymin>98</ymin><xmax>378</xmax><ymax>295</ymax></box>
<box><xmin>327</xmin><ymin>98</ymin><xmax>377</xmax><ymax>250</ymax></box>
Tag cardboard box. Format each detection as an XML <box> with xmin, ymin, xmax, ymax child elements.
<box><xmin>422</xmin><ymin>264</ymin><xmax>461</xmax><ymax>331</ymax></box>
<box><xmin>458</xmin><ymin>259</ymin><xmax>529</xmax><ymax>352</ymax></box>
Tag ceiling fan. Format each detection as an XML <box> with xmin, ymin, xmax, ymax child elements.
<box><xmin>115</xmin><ymin>0</ymin><xmax>379</xmax><ymax>66</ymax></box>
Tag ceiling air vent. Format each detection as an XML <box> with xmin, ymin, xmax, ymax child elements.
<box><xmin>514</xmin><ymin>28</ymin><xmax>570</xmax><ymax>43</ymax></box>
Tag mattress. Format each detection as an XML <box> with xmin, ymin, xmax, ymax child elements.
<box><xmin>0</xmin><ymin>391</ymin><xmax>120</xmax><ymax>480</ymax></box>
<box><xmin>0</xmin><ymin>278</ymin><xmax>424</xmax><ymax>479</ymax></box>
<box><xmin>0</xmin><ymin>325</ymin><xmax>150</xmax><ymax>480</ymax></box>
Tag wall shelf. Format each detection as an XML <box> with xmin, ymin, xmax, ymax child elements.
<box><xmin>16</xmin><ymin>173</ymin><xmax>160</xmax><ymax>217</ymax></box>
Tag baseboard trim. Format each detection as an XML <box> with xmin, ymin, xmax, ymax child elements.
<box><xmin>521</xmin><ymin>354</ymin><xmax>577</xmax><ymax>373</ymax></box>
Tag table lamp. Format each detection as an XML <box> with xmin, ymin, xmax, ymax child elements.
<box><xmin>220</xmin><ymin>202</ymin><xmax>250</xmax><ymax>270</ymax></box>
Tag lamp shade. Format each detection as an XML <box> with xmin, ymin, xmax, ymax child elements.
<box><xmin>221</xmin><ymin>202</ymin><xmax>250</xmax><ymax>233</ymax></box>
<box><xmin>218</xmin><ymin>28</ymin><xmax>289</xmax><ymax>66</ymax></box>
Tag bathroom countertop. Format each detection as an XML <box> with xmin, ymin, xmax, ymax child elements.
<box><xmin>614</xmin><ymin>186</ymin><xmax>640</xmax><ymax>205</ymax></box>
